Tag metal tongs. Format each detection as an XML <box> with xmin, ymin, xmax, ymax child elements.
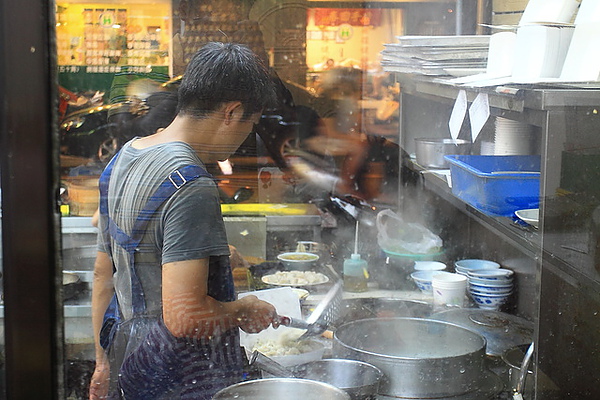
<box><xmin>513</xmin><ymin>342</ymin><xmax>534</xmax><ymax>400</ymax></box>
<box><xmin>277</xmin><ymin>279</ymin><xmax>342</xmax><ymax>340</ymax></box>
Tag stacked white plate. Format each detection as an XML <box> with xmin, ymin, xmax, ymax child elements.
<box><xmin>494</xmin><ymin>117</ymin><xmax>534</xmax><ymax>155</ymax></box>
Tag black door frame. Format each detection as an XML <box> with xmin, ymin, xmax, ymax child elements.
<box><xmin>0</xmin><ymin>0</ymin><xmax>64</xmax><ymax>398</ymax></box>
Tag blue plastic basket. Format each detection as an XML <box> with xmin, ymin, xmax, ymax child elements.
<box><xmin>444</xmin><ymin>155</ymin><xmax>541</xmax><ymax>217</ymax></box>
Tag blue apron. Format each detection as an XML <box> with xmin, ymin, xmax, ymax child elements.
<box><xmin>98</xmin><ymin>152</ymin><xmax>243</xmax><ymax>400</ymax></box>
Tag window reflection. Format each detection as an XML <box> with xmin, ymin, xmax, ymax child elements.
<box><xmin>54</xmin><ymin>1</ymin><xmax>471</xmax><ymax>398</ymax></box>
<box><xmin>49</xmin><ymin>0</ymin><xmax>600</xmax><ymax>399</ymax></box>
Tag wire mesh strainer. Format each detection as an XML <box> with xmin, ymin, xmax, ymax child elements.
<box><xmin>279</xmin><ymin>279</ymin><xmax>343</xmax><ymax>339</ymax></box>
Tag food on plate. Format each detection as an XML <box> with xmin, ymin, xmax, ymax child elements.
<box><xmin>279</xmin><ymin>253</ymin><xmax>318</xmax><ymax>261</ymax></box>
<box><xmin>262</xmin><ymin>271</ymin><xmax>329</xmax><ymax>286</ymax></box>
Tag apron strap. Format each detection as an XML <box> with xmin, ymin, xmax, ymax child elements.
<box><xmin>99</xmin><ymin>155</ymin><xmax>213</xmax><ymax>315</ymax></box>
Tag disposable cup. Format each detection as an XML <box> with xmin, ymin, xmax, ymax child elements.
<box><xmin>432</xmin><ymin>272</ymin><xmax>467</xmax><ymax>307</ymax></box>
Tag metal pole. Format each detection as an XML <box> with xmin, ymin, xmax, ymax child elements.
<box><xmin>456</xmin><ymin>0</ymin><xmax>463</xmax><ymax>35</ymax></box>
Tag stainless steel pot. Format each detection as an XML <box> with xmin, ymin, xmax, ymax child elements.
<box><xmin>63</xmin><ymin>272</ymin><xmax>86</xmax><ymax>300</ymax></box>
<box><xmin>430</xmin><ymin>308</ymin><xmax>534</xmax><ymax>358</ymax></box>
<box><xmin>251</xmin><ymin>352</ymin><xmax>383</xmax><ymax>400</ymax></box>
<box><xmin>502</xmin><ymin>344</ymin><xmax>535</xmax><ymax>396</ymax></box>
<box><xmin>415</xmin><ymin>138</ymin><xmax>472</xmax><ymax>169</ymax></box>
<box><xmin>332</xmin><ymin>318</ymin><xmax>487</xmax><ymax>398</ymax></box>
<box><xmin>212</xmin><ymin>378</ymin><xmax>351</xmax><ymax>400</ymax></box>
<box><xmin>293</xmin><ymin>359</ymin><xmax>382</xmax><ymax>400</ymax></box>
<box><xmin>332</xmin><ymin>298</ymin><xmax>432</xmax><ymax>329</ymax></box>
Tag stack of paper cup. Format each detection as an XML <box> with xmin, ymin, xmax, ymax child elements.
<box><xmin>432</xmin><ymin>272</ymin><xmax>468</xmax><ymax>307</ymax></box>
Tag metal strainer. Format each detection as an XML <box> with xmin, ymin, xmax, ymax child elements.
<box><xmin>279</xmin><ymin>279</ymin><xmax>343</xmax><ymax>339</ymax></box>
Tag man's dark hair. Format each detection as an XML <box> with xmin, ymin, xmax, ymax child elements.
<box><xmin>177</xmin><ymin>42</ymin><xmax>275</xmax><ymax>119</ymax></box>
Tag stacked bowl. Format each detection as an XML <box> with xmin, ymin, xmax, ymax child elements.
<box><xmin>454</xmin><ymin>259</ymin><xmax>514</xmax><ymax>310</ymax></box>
<box><xmin>410</xmin><ymin>261</ymin><xmax>447</xmax><ymax>294</ymax></box>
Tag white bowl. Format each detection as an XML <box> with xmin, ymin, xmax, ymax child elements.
<box><xmin>455</xmin><ymin>259</ymin><xmax>501</xmax><ymax>273</ymax></box>
<box><xmin>468</xmin><ymin>268</ymin><xmax>514</xmax><ymax>280</ymax></box>
<box><xmin>410</xmin><ymin>270</ymin><xmax>436</xmax><ymax>294</ymax></box>
<box><xmin>413</xmin><ymin>261</ymin><xmax>446</xmax><ymax>271</ymax></box>
<box><xmin>469</xmin><ymin>283</ymin><xmax>513</xmax><ymax>294</ymax></box>
<box><xmin>470</xmin><ymin>291</ymin><xmax>512</xmax><ymax>310</ymax></box>
<box><xmin>468</xmin><ymin>276</ymin><xmax>513</xmax><ymax>286</ymax></box>
<box><xmin>515</xmin><ymin>208</ymin><xmax>539</xmax><ymax>228</ymax></box>
<box><xmin>277</xmin><ymin>252</ymin><xmax>320</xmax><ymax>270</ymax></box>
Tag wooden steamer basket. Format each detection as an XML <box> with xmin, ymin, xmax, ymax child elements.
<box><xmin>64</xmin><ymin>176</ymin><xmax>100</xmax><ymax>216</ymax></box>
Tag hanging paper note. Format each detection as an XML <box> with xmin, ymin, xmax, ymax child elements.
<box><xmin>448</xmin><ymin>90</ymin><xmax>467</xmax><ymax>140</ymax></box>
<box><xmin>468</xmin><ymin>93</ymin><xmax>490</xmax><ymax>142</ymax></box>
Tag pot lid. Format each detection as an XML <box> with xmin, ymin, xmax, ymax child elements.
<box><xmin>429</xmin><ymin>308</ymin><xmax>534</xmax><ymax>357</ymax></box>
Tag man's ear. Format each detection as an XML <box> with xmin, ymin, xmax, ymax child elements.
<box><xmin>223</xmin><ymin>101</ymin><xmax>244</xmax><ymax>124</ymax></box>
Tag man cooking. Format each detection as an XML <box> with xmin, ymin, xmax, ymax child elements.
<box><xmin>89</xmin><ymin>42</ymin><xmax>279</xmax><ymax>400</ymax></box>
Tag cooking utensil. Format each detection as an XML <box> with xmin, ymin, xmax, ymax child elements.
<box><xmin>213</xmin><ymin>378</ymin><xmax>351</xmax><ymax>400</ymax></box>
<box><xmin>513</xmin><ymin>342</ymin><xmax>534</xmax><ymax>400</ymax></box>
<box><xmin>250</xmin><ymin>351</ymin><xmax>383</xmax><ymax>400</ymax></box>
<box><xmin>415</xmin><ymin>138</ymin><xmax>472</xmax><ymax>169</ymax></box>
<box><xmin>280</xmin><ymin>280</ymin><xmax>342</xmax><ymax>339</ymax></box>
<box><xmin>503</xmin><ymin>344</ymin><xmax>535</xmax><ymax>397</ymax></box>
<box><xmin>332</xmin><ymin>317</ymin><xmax>488</xmax><ymax>398</ymax></box>
<box><xmin>63</xmin><ymin>272</ymin><xmax>85</xmax><ymax>300</ymax></box>
<box><xmin>429</xmin><ymin>308</ymin><xmax>534</xmax><ymax>357</ymax></box>
<box><xmin>250</xmin><ymin>350</ymin><xmax>296</xmax><ymax>377</ymax></box>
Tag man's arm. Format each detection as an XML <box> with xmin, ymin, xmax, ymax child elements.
<box><xmin>89</xmin><ymin>251</ymin><xmax>114</xmax><ymax>399</ymax></box>
<box><xmin>162</xmin><ymin>258</ymin><xmax>278</xmax><ymax>339</ymax></box>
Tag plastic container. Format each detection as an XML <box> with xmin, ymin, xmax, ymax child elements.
<box><xmin>444</xmin><ymin>155</ymin><xmax>541</xmax><ymax>216</ymax></box>
<box><xmin>344</xmin><ymin>254</ymin><xmax>368</xmax><ymax>292</ymax></box>
<box><xmin>432</xmin><ymin>272</ymin><xmax>467</xmax><ymax>307</ymax></box>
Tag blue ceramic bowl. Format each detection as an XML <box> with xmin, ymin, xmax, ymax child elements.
<box><xmin>468</xmin><ymin>275</ymin><xmax>513</xmax><ymax>286</ymax></box>
<box><xmin>470</xmin><ymin>283</ymin><xmax>513</xmax><ymax>294</ymax></box>
<box><xmin>467</xmin><ymin>268</ymin><xmax>514</xmax><ymax>280</ymax></box>
<box><xmin>455</xmin><ymin>259</ymin><xmax>501</xmax><ymax>274</ymax></box>
<box><xmin>410</xmin><ymin>270</ymin><xmax>437</xmax><ymax>294</ymax></box>
<box><xmin>470</xmin><ymin>291</ymin><xmax>511</xmax><ymax>310</ymax></box>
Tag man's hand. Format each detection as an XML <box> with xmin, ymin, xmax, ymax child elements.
<box><xmin>237</xmin><ymin>295</ymin><xmax>279</xmax><ymax>334</ymax></box>
<box><xmin>89</xmin><ymin>357</ymin><xmax>110</xmax><ymax>400</ymax></box>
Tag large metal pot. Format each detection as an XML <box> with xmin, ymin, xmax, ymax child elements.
<box><xmin>251</xmin><ymin>352</ymin><xmax>383</xmax><ymax>400</ymax></box>
<box><xmin>430</xmin><ymin>308</ymin><xmax>534</xmax><ymax>358</ymax></box>
<box><xmin>415</xmin><ymin>138</ymin><xmax>472</xmax><ymax>168</ymax></box>
<box><xmin>332</xmin><ymin>318</ymin><xmax>487</xmax><ymax>398</ymax></box>
<box><xmin>332</xmin><ymin>298</ymin><xmax>432</xmax><ymax>329</ymax></box>
<box><xmin>292</xmin><ymin>359</ymin><xmax>382</xmax><ymax>400</ymax></box>
<box><xmin>212</xmin><ymin>378</ymin><xmax>351</xmax><ymax>400</ymax></box>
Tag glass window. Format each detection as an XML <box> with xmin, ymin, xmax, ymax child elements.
<box><xmin>2</xmin><ymin>0</ymin><xmax>600</xmax><ymax>398</ymax></box>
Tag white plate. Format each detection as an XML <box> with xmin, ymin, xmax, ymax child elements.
<box><xmin>262</xmin><ymin>271</ymin><xmax>329</xmax><ymax>287</ymax></box>
<box><xmin>515</xmin><ymin>208</ymin><xmax>539</xmax><ymax>228</ymax></box>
